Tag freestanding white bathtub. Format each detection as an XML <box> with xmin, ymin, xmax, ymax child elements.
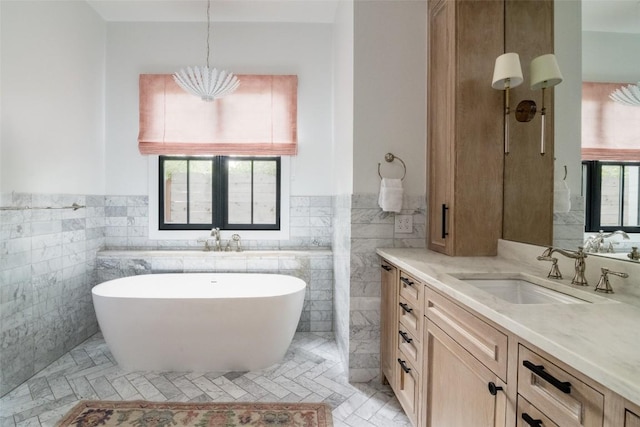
<box><xmin>92</xmin><ymin>273</ymin><xmax>306</xmax><ymax>372</ymax></box>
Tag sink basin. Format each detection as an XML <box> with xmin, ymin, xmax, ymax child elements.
<box><xmin>452</xmin><ymin>274</ymin><xmax>592</xmax><ymax>304</ymax></box>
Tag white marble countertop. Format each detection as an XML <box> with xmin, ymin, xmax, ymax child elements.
<box><xmin>376</xmin><ymin>245</ymin><xmax>640</xmax><ymax>407</ymax></box>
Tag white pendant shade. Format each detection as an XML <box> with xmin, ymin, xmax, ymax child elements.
<box><xmin>174</xmin><ymin>66</ymin><xmax>240</xmax><ymax>102</ymax></box>
<box><xmin>530</xmin><ymin>54</ymin><xmax>563</xmax><ymax>90</ymax></box>
<box><xmin>173</xmin><ymin>0</ymin><xmax>239</xmax><ymax>102</ymax></box>
<box><xmin>610</xmin><ymin>82</ymin><xmax>640</xmax><ymax>107</ymax></box>
<box><xmin>492</xmin><ymin>53</ymin><xmax>524</xmax><ymax>90</ymax></box>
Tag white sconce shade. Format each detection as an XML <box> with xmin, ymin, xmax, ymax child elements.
<box><xmin>530</xmin><ymin>54</ymin><xmax>563</xmax><ymax>90</ymax></box>
<box><xmin>529</xmin><ymin>53</ymin><xmax>563</xmax><ymax>155</ymax></box>
<box><xmin>492</xmin><ymin>53</ymin><xmax>523</xmax><ymax>154</ymax></box>
<box><xmin>492</xmin><ymin>53</ymin><xmax>524</xmax><ymax>89</ymax></box>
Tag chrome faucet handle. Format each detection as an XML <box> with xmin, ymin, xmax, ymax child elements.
<box><xmin>594</xmin><ymin>268</ymin><xmax>629</xmax><ymax>294</ymax></box>
<box><xmin>232</xmin><ymin>234</ymin><xmax>242</xmax><ymax>252</ymax></box>
<box><xmin>537</xmin><ymin>254</ymin><xmax>562</xmax><ymax>279</ymax></box>
<box><xmin>197</xmin><ymin>237</ymin><xmax>213</xmax><ymax>252</ymax></box>
<box><xmin>628</xmin><ymin>247</ymin><xmax>640</xmax><ymax>261</ymax></box>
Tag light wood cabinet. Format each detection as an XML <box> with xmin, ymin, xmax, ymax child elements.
<box><xmin>379</xmin><ymin>257</ymin><xmax>638</xmax><ymax>427</ymax></box>
<box><xmin>625</xmin><ymin>409</ymin><xmax>640</xmax><ymax>427</ymax></box>
<box><xmin>427</xmin><ymin>0</ymin><xmax>504</xmax><ymax>256</ymax></box>
<box><xmin>380</xmin><ymin>261</ymin><xmax>398</xmax><ymax>387</ymax></box>
<box><xmin>517</xmin><ymin>345</ymin><xmax>604</xmax><ymax>427</ymax></box>
<box><xmin>424</xmin><ymin>319</ymin><xmax>507</xmax><ymax>427</ymax></box>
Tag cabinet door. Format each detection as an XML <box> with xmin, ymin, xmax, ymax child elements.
<box><xmin>625</xmin><ymin>409</ymin><xmax>640</xmax><ymax>427</ymax></box>
<box><xmin>424</xmin><ymin>320</ymin><xmax>507</xmax><ymax>427</ymax></box>
<box><xmin>427</xmin><ymin>0</ymin><xmax>455</xmax><ymax>254</ymax></box>
<box><xmin>380</xmin><ymin>261</ymin><xmax>397</xmax><ymax>386</ymax></box>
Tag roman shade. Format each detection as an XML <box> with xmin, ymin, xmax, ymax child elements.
<box><xmin>582</xmin><ymin>82</ymin><xmax>640</xmax><ymax>161</ymax></box>
<box><xmin>139</xmin><ymin>74</ymin><xmax>298</xmax><ymax>155</ymax></box>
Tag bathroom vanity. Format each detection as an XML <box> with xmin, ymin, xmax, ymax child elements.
<box><xmin>378</xmin><ymin>245</ymin><xmax>640</xmax><ymax>427</ymax></box>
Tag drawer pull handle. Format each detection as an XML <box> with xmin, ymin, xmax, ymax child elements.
<box><xmin>397</xmin><ymin>358</ymin><xmax>411</xmax><ymax>373</ymax></box>
<box><xmin>381</xmin><ymin>264</ymin><xmax>392</xmax><ymax>271</ymax></box>
<box><xmin>441</xmin><ymin>204</ymin><xmax>449</xmax><ymax>238</ymax></box>
<box><xmin>399</xmin><ymin>302</ymin><xmax>413</xmax><ymax>314</ymax></box>
<box><xmin>523</xmin><ymin>360</ymin><xmax>572</xmax><ymax>394</ymax></box>
<box><xmin>400</xmin><ymin>277</ymin><xmax>414</xmax><ymax>287</ymax></box>
<box><xmin>487</xmin><ymin>382</ymin><xmax>503</xmax><ymax>396</ymax></box>
<box><xmin>399</xmin><ymin>330</ymin><xmax>413</xmax><ymax>343</ymax></box>
<box><xmin>521</xmin><ymin>413</ymin><xmax>543</xmax><ymax>427</ymax></box>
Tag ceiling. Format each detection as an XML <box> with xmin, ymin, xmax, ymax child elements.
<box><xmin>86</xmin><ymin>0</ymin><xmax>340</xmax><ymax>23</ymax></box>
<box><xmin>87</xmin><ymin>0</ymin><xmax>639</xmax><ymax>33</ymax></box>
<box><xmin>582</xmin><ymin>0</ymin><xmax>640</xmax><ymax>34</ymax></box>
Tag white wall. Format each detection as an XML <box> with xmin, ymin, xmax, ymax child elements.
<box><xmin>105</xmin><ymin>22</ymin><xmax>333</xmax><ymax>196</ymax></box>
<box><xmin>1</xmin><ymin>1</ymin><xmax>106</xmax><ymax>195</ymax></box>
<box><xmin>583</xmin><ymin>31</ymin><xmax>640</xmax><ymax>83</ymax></box>
<box><xmin>353</xmin><ymin>0</ymin><xmax>426</xmax><ymax>196</ymax></box>
<box><xmin>332</xmin><ymin>0</ymin><xmax>354</xmax><ymax>195</ymax></box>
<box><xmin>554</xmin><ymin>0</ymin><xmax>582</xmax><ymax>196</ymax></box>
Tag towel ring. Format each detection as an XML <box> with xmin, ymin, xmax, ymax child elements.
<box><xmin>378</xmin><ymin>153</ymin><xmax>406</xmax><ymax>181</ymax></box>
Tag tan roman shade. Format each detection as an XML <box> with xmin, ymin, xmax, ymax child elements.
<box><xmin>139</xmin><ymin>74</ymin><xmax>298</xmax><ymax>156</ymax></box>
<box><xmin>582</xmin><ymin>82</ymin><xmax>640</xmax><ymax>161</ymax></box>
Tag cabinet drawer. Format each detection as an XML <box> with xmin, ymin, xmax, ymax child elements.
<box><xmin>626</xmin><ymin>409</ymin><xmax>640</xmax><ymax>427</ymax></box>
<box><xmin>395</xmin><ymin>348</ymin><xmax>420</xmax><ymax>427</ymax></box>
<box><xmin>398</xmin><ymin>295</ymin><xmax>422</xmax><ymax>339</ymax></box>
<box><xmin>399</xmin><ymin>271</ymin><xmax>423</xmax><ymax>308</ymax></box>
<box><xmin>517</xmin><ymin>395</ymin><xmax>559</xmax><ymax>427</ymax></box>
<box><xmin>424</xmin><ymin>287</ymin><xmax>508</xmax><ymax>380</ymax></box>
<box><xmin>518</xmin><ymin>345</ymin><xmax>604</xmax><ymax>427</ymax></box>
<box><xmin>397</xmin><ymin>326</ymin><xmax>421</xmax><ymax>373</ymax></box>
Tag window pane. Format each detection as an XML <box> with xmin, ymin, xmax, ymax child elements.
<box><xmin>164</xmin><ymin>160</ymin><xmax>187</xmax><ymax>224</ymax></box>
<box><xmin>228</xmin><ymin>160</ymin><xmax>252</xmax><ymax>224</ymax></box>
<box><xmin>189</xmin><ymin>160</ymin><xmax>213</xmax><ymax>223</ymax></box>
<box><xmin>623</xmin><ymin>165</ymin><xmax>640</xmax><ymax>227</ymax></box>
<box><xmin>600</xmin><ymin>165</ymin><xmax>621</xmax><ymax>226</ymax></box>
<box><xmin>253</xmin><ymin>161</ymin><xmax>277</xmax><ymax>224</ymax></box>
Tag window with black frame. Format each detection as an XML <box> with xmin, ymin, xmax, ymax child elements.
<box><xmin>159</xmin><ymin>156</ymin><xmax>281</xmax><ymax>231</ymax></box>
<box><xmin>583</xmin><ymin>160</ymin><xmax>640</xmax><ymax>233</ymax></box>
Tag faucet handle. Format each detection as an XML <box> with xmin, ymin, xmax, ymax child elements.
<box><xmin>594</xmin><ymin>268</ymin><xmax>628</xmax><ymax>294</ymax></box>
<box><xmin>628</xmin><ymin>247</ymin><xmax>640</xmax><ymax>261</ymax></box>
<box><xmin>537</xmin><ymin>254</ymin><xmax>562</xmax><ymax>279</ymax></box>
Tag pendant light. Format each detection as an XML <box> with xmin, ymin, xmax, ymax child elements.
<box><xmin>173</xmin><ymin>0</ymin><xmax>239</xmax><ymax>102</ymax></box>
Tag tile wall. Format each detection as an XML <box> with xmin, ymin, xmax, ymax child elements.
<box><xmin>0</xmin><ymin>192</ymin><xmax>334</xmax><ymax>397</ymax></box>
<box><xmin>0</xmin><ymin>193</ymin><xmax>105</xmax><ymax>397</ymax></box>
<box><xmin>347</xmin><ymin>193</ymin><xmax>426</xmax><ymax>382</ymax></box>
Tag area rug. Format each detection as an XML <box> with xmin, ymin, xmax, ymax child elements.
<box><xmin>56</xmin><ymin>400</ymin><xmax>334</xmax><ymax>427</ymax></box>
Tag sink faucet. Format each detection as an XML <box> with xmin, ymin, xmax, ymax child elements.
<box><xmin>583</xmin><ymin>230</ymin><xmax>629</xmax><ymax>253</ymax></box>
<box><xmin>538</xmin><ymin>247</ymin><xmax>588</xmax><ymax>286</ymax></box>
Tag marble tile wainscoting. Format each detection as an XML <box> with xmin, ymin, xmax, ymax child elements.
<box><xmin>103</xmin><ymin>195</ymin><xmax>333</xmax><ymax>250</ymax></box>
<box><xmin>0</xmin><ymin>193</ymin><xmax>105</xmax><ymax>397</ymax></box>
<box><xmin>348</xmin><ymin>194</ymin><xmax>426</xmax><ymax>382</ymax></box>
<box><xmin>95</xmin><ymin>250</ymin><xmax>334</xmax><ymax>333</ymax></box>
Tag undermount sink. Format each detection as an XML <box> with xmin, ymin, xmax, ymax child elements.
<box><xmin>451</xmin><ymin>273</ymin><xmax>593</xmax><ymax>305</ymax></box>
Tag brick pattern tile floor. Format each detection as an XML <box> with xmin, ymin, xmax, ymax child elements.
<box><xmin>0</xmin><ymin>332</ymin><xmax>411</xmax><ymax>427</ymax></box>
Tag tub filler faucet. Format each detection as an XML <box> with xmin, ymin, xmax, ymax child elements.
<box><xmin>537</xmin><ymin>246</ymin><xmax>588</xmax><ymax>286</ymax></box>
<box><xmin>199</xmin><ymin>228</ymin><xmax>222</xmax><ymax>251</ymax></box>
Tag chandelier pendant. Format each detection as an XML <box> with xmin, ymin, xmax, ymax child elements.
<box><xmin>609</xmin><ymin>82</ymin><xmax>640</xmax><ymax>107</ymax></box>
<box><xmin>174</xmin><ymin>66</ymin><xmax>239</xmax><ymax>102</ymax></box>
<box><xmin>173</xmin><ymin>0</ymin><xmax>239</xmax><ymax>102</ymax></box>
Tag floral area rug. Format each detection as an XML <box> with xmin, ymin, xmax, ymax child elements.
<box><xmin>56</xmin><ymin>400</ymin><xmax>334</xmax><ymax>427</ymax></box>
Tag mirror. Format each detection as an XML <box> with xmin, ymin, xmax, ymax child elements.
<box><xmin>505</xmin><ymin>0</ymin><xmax>640</xmax><ymax>262</ymax></box>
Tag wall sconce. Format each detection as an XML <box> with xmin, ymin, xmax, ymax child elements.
<box><xmin>493</xmin><ymin>53</ymin><xmax>563</xmax><ymax>156</ymax></box>
<box><xmin>515</xmin><ymin>54</ymin><xmax>563</xmax><ymax>155</ymax></box>
<box><xmin>492</xmin><ymin>53</ymin><xmax>523</xmax><ymax>154</ymax></box>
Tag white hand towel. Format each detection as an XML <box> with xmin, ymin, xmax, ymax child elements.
<box><xmin>378</xmin><ymin>178</ymin><xmax>403</xmax><ymax>213</ymax></box>
<box><xmin>554</xmin><ymin>179</ymin><xmax>571</xmax><ymax>213</ymax></box>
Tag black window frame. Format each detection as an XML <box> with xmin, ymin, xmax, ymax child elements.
<box><xmin>583</xmin><ymin>160</ymin><xmax>640</xmax><ymax>233</ymax></box>
<box><xmin>159</xmin><ymin>155</ymin><xmax>281</xmax><ymax>231</ymax></box>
